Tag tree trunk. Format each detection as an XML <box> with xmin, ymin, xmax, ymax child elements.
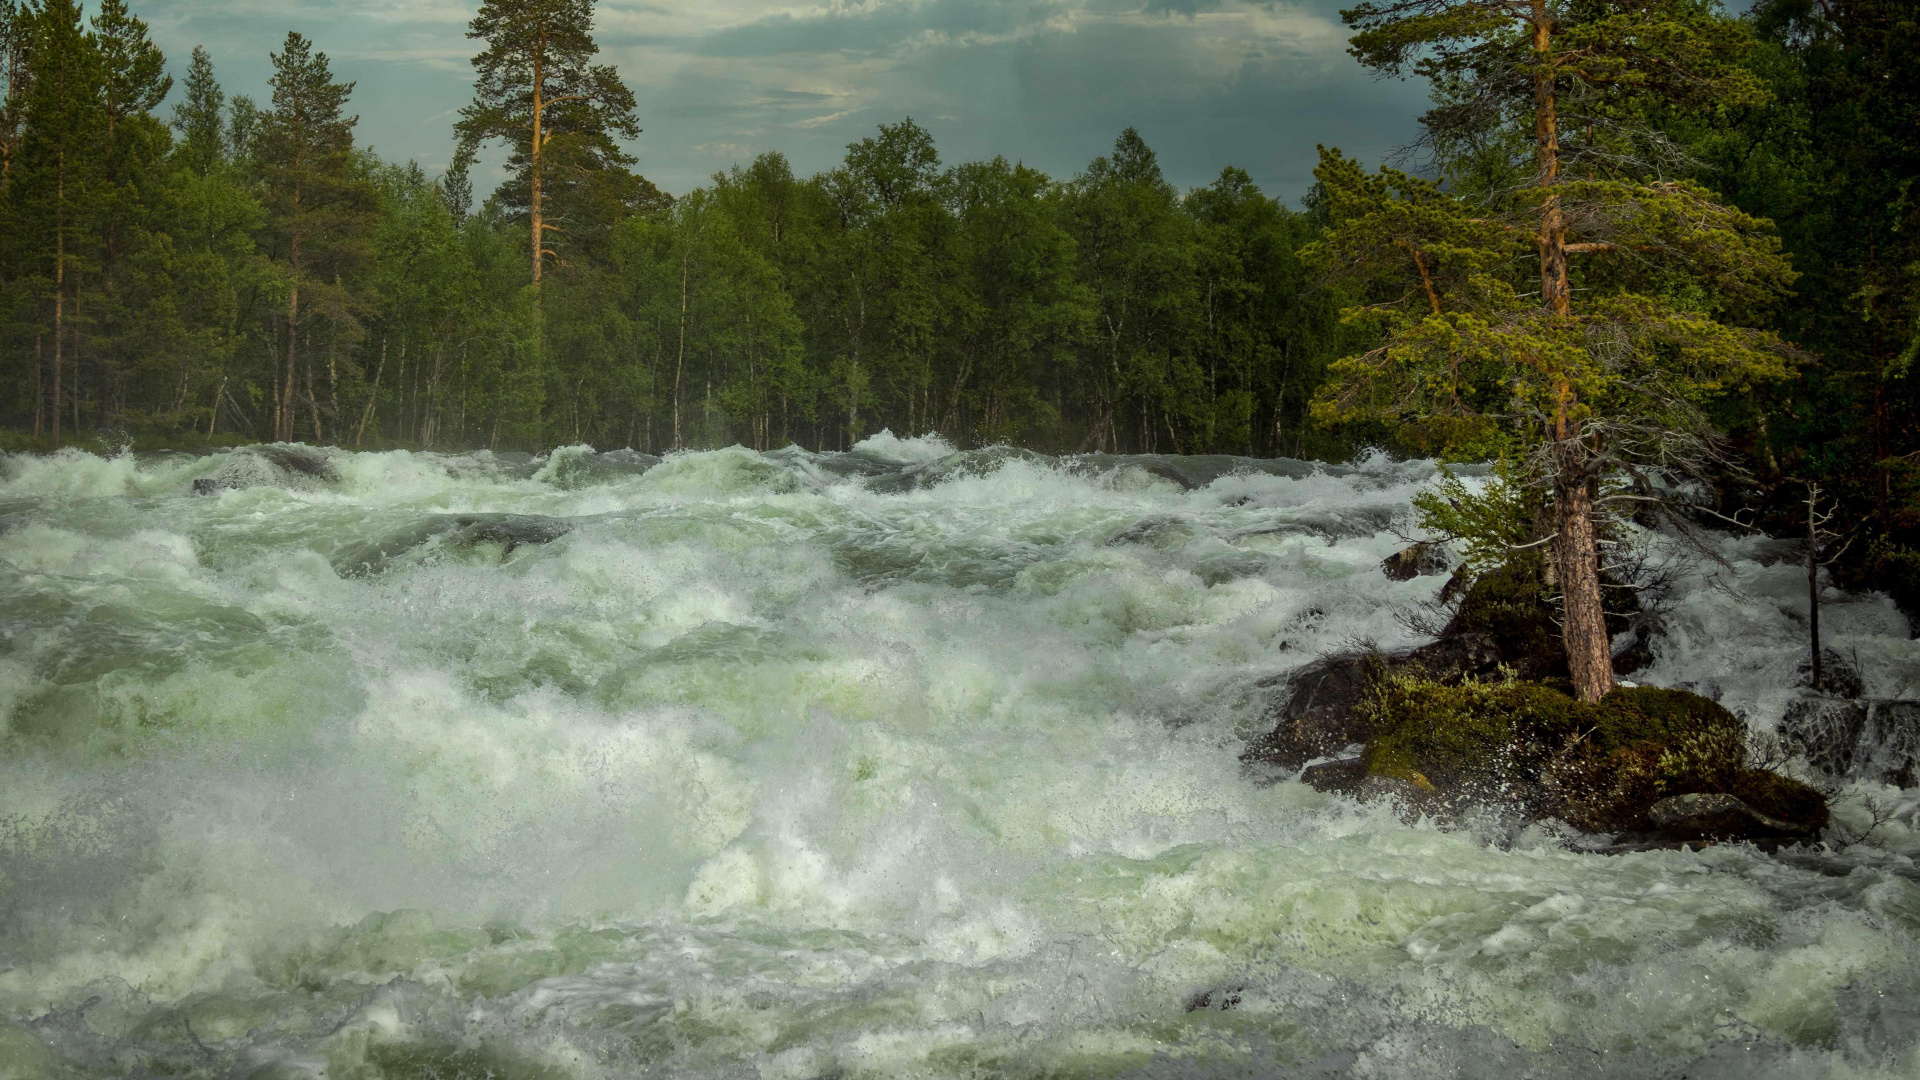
<box><xmin>52</xmin><ymin>231</ymin><xmax>63</xmax><ymax>448</ymax></box>
<box><xmin>282</xmin><ymin>282</ymin><xmax>299</xmax><ymax>442</ymax></box>
<box><xmin>530</xmin><ymin>47</ymin><xmax>544</xmax><ymax>297</ymax></box>
<box><xmin>1530</xmin><ymin>0</ymin><xmax>1571</xmax><ymax>317</ymax></box>
<box><xmin>1552</xmin><ymin>434</ymin><xmax>1612</xmax><ymax>701</ymax></box>
<box><xmin>673</xmin><ymin>257</ymin><xmax>688</xmax><ymax>449</ymax></box>
<box><xmin>1531</xmin><ymin>0</ymin><xmax>1608</xmax><ymax>699</ymax></box>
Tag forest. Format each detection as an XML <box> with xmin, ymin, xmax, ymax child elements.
<box><xmin>0</xmin><ymin>0</ymin><xmax>1914</xmax><ymax>589</ymax></box>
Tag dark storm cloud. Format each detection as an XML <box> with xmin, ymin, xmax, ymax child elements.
<box><xmin>131</xmin><ymin>0</ymin><xmax>1428</xmax><ymax>201</ymax></box>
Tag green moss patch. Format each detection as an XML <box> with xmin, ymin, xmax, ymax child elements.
<box><xmin>1357</xmin><ymin>679</ymin><xmax>1829</xmax><ymax>835</ymax></box>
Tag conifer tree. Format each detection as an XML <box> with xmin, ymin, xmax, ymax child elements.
<box><xmin>455</xmin><ymin>0</ymin><xmax>640</xmax><ymax>295</ymax></box>
<box><xmin>90</xmin><ymin>0</ymin><xmax>170</xmax><ymax>427</ymax></box>
<box><xmin>257</xmin><ymin>31</ymin><xmax>370</xmax><ymax>442</ymax></box>
<box><xmin>1313</xmin><ymin>0</ymin><xmax>1799</xmax><ymax>699</ymax></box>
<box><xmin>172</xmin><ymin>45</ymin><xmax>224</xmax><ymax>176</ymax></box>
<box><xmin>12</xmin><ymin>0</ymin><xmax>102</xmax><ymax>445</ymax></box>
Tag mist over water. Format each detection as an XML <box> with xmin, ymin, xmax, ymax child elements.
<box><xmin>3</xmin><ymin>435</ymin><xmax>1920</xmax><ymax>1078</ymax></box>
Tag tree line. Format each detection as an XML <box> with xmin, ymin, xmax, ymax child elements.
<box><xmin>0</xmin><ymin>0</ymin><xmax>1365</xmax><ymax>458</ymax></box>
<box><xmin>0</xmin><ymin>0</ymin><xmax>1915</xmax><ymax>622</ymax></box>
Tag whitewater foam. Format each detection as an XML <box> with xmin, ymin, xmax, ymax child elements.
<box><xmin>1</xmin><ymin>442</ymin><xmax>1918</xmax><ymax>1078</ymax></box>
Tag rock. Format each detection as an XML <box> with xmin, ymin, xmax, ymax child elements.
<box><xmin>1357</xmin><ymin>774</ymin><xmax>1438</xmax><ymax>819</ymax></box>
<box><xmin>1610</xmin><ymin>616</ymin><xmax>1661</xmax><ymax>676</ymax></box>
<box><xmin>1244</xmin><ymin>653</ymin><xmax>1387</xmax><ymax>769</ymax></box>
<box><xmin>1647</xmin><ymin>792</ymin><xmax>1815</xmax><ymax>841</ymax></box>
<box><xmin>191</xmin><ymin>444</ymin><xmax>341</xmax><ymax>494</ymax></box>
<box><xmin>332</xmin><ymin>513</ymin><xmax>576</xmax><ymax>576</ymax></box>
<box><xmin>1779</xmin><ymin>697</ymin><xmax>1920</xmax><ymax>787</ymax></box>
<box><xmin>1351</xmin><ymin>680</ymin><xmax>1830</xmax><ymax>836</ymax></box>
<box><xmin>1243</xmin><ymin>634</ymin><xmax>1507</xmax><ymax>770</ymax></box>
<box><xmin>1780</xmin><ymin>697</ymin><xmax>1869</xmax><ymax>776</ymax></box>
<box><xmin>1300</xmin><ymin>757</ymin><xmax>1368</xmax><ymax>795</ymax></box>
<box><xmin>1856</xmin><ymin>700</ymin><xmax>1920</xmax><ymax>787</ymax></box>
<box><xmin>250</xmin><ymin>443</ymin><xmax>340</xmax><ymax>480</ymax></box>
<box><xmin>1794</xmin><ymin>647</ymin><xmax>1866</xmax><ymax>699</ymax></box>
<box><xmin>1382</xmin><ymin>542</ymin><xmax>1452</xmax><ymax>581</ymax></box>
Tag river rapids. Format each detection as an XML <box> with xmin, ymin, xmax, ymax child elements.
<box><xmin>4</xmin><ymin>435</ymin><xmax>1920</xmax><ymax>1079</ymax></box>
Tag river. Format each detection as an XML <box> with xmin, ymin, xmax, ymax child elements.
<box><xmin>2</xmin><ymin>435</ymin><xmax>1918</xmax><ymax>1078</ymax></box>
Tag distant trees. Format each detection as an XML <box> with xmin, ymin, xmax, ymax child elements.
<box><xmin>0</xmin><ymin>1</ymin><xmax>1378</xmax><ymax>461</ymax></box>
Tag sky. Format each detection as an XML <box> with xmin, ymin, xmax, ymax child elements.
<box><xmin>132</xmin><ymin>0</ymin><xmax>1433</xmax><ymax>204</ymax></box>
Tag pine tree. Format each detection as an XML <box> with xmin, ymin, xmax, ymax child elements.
<box><xmin>455</xmin><ymin>0</ymin><xmax>641</xmax><ymax>296</ymax></box>
<box><xmin>256</xmin><ymin>31</ymin><xmax>370</xmax><ymax>443</ymax></box>
<box><xmin>1313</xmin><ymin>0</ymin><xmax>1799</xmax><ymax>700</ymax></box>
<box><xmin>12</xmin><ymin>0</ymin><xmax>102</xmax><ymax>445</ymax></box>
<box><xmin>172</xmin><ymin>45</ymin><xmax>223</xmax><ymax>177</ymax></box>
<box><xmin>90</xmin><ymin>0</ymin><xmax>170</xmax><ymax>427</ymax></box>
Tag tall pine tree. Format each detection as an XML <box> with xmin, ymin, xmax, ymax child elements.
<box><xmin>455</xmin><ymin>0</ymin><xmax>640</xmax><ymax>296</ymax></box>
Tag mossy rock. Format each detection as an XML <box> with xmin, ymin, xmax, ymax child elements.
<box><xmin>1357</xmin><ymin>680</ymin><xmax>1829</xmax><ymax>837</ymax></box>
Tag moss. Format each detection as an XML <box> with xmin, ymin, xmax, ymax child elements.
<box><xmin>1356</xmin><ymin>677</ymin><xmax>1828</xmax><ymax>835</ymax></box>
<box><xmin>1446</xmin><ymin>562</ymin><xmax>1565</xmax><ymax>675</ymax></box>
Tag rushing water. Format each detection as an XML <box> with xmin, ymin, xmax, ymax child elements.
<box><xmin>3</xmin><ymin>436</ymin><xmax>1920</xmax><ymax>1079</ymax></box>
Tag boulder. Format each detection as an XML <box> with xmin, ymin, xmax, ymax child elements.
<box><xmin>1243</xmin><ymin>634</ymin><xmax>1511</xmax><ymax>769</ymax></box>
<box><xmin>1647</xmin><ymin>792</ymin><xmax>1815</xmax><ymax>841</ymax></box>
<box><xmin>1248</xmin><ymin>562</ymin><xmax>1662</xmax><ymax>772</ymax></box>
<box><xmin>190</xmin><ymin>444</ymin><xmax>341</xmax><ymax>494</ymax></box>
<box><xmin>332</xmin><ymin>513</ymin><xmax>576</xmax><ymax>576</ymax></box>
<box><xmin>1780</xmin><ymin>697</ymin><xmax>1869</xmax><ymax>776</ymax></box>
<box><xmin>1381</xmin><ymin>542</ymin><xmax>1453</xmax><ymax>581</ymax></box>
<box><xmin>1356</xmin><ymin>774</ymin><xmax>1439</xmax><ymax>820</ymax></box>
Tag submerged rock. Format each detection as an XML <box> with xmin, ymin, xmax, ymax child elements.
<box><xmin>190</xmin><ymin>444</ymin><xmax>341</xmax><ymax>494</ymax></box>
<box><xmin>1381</xmin><ymin>541</ymin><xmax>1452</xmax><ymax>581</ymax></box>
<box><xmin>1780</xmin><ymin>697</ymin><xmax>1870</xmax><ymax>776</ymax></box>
<box><xmin>333</xmin><ymin>513</ymin><xmax>575</xmax><ymax>576</ymax></box>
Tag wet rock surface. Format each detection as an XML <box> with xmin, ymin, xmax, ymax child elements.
<box><xmin>1646</xmin><ymin>792</ymin><xmax>1815</xmax><ymax>840</ymax></box>
<box><xmin>333</xmin><ymin>513</ymin><xmax>576</xmax><ymax>576</ymax></box>
<box><xmin>1380</xmin><ymin>541</ymin><xmax>1453</xmax><ymax>581</ymax></box>
<box><xmin>1780</xmin><ymin>696</ymin><xmax>1920</xmax><ymax>787</ymax></box>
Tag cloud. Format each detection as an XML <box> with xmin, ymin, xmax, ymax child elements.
<box><xmin>136</xmin><ymin>0</ymin><xmax>1427</xmax><ymax>201</ymax></box>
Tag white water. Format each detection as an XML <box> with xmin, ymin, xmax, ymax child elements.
<box><xmin>2</xmin><ymin>438</ymin><xmax>1919</xmax><ymax>1079</ymax></box>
